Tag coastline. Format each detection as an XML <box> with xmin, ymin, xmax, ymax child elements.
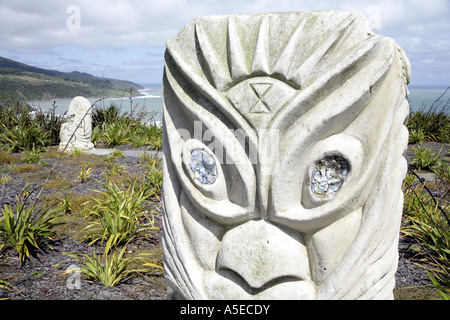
<box><xmin>26</xmin><ymin>84</ymin><xmax>449</xmax><ymax>117</ymax></box>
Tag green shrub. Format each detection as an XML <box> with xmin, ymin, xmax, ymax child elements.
<box><xmin>0</xmin><ymin>194</ymin><xmax>64</xmax><ymax>264</ymax></box>
<box><xmin>62</xmin><ymin>242</ymin><xmax>162</xmax><ymax>287</ymax></box>
<box><xmin>103</xmin><ymin>121</ymin><xmax>131</xmax><ymax>146</ymax></box>
<box><xmin>107</xmin><ymin>149</ymin><xmax>123</xmax><ymax>160</ymax></box>
<box><xmin>402</xmin><ymin>179</ymin><xmax>450</xmax><ymax>299</ymax></box>
<box><xmin>71</xmin><ymin>147</ymin><xmax>85</xmax><ymax>156</ymax></box>
<box><xmin>91</xmin><ymin>103</ymin><xmax>162</xmax><ymax>149</ymax></box>
<box><xmin>92</xmin><ymin>103</ymin><xmax>121</xmax><ymax>128</ymax></box>
<box><xmin>148</xmin><ymin>128</ymin><xmax>162</xmax><ymax>150</ymax></box>
<box><xmin>91</xmin><ymin>126</ymin><xmax>103</xmax><ymax>146</ymax></box>
<box><xmin>0</xmin><ymin>104</ymin><xmax>63</xmax><ymax>152</ymax></box>
<box><xmin>32</xmin><ymin>104</ymin><xmax>64</xmax><ymax>146</ymax></box>
<box><xmin>129</xmin><ymin>122</ymin><xmax>162</xmax><ymax>149</ymax></box>
<box><xmin>0</xmin><ymin>174</ymin><xmax>12</xmax><ymax>191</ymax></box>
<box><xmin>76</xmin><ymin>164</ymin><xmax>93</xmax><ymax>183</ymax></box>
<box><xmin>0</xmin><ymin>277</ymin><xmax>16</xmax><ymax>297</ymax></box>
<box><xmin>24</xmin><ymin>147</ymin><xmax>41</xmax><ymax>164</ymax></box>
<box><xmin>84</xmin><ymin>178</ymin><xmax>159</xmax><ymax>249</ymax></box>
<box><xmin>0</xmin><ymin>122</ymin><xmax>49</xmax><ymax>152</ymax></box>
<box><xmin>103</xmin><ymin>161</ymin><xmax>127</xmax><ymax>176</ymax></box>
<box><xmin>410</xmin><ymin>145</ymin><xmax>443</xmax><ymax>173</ymax></box>
<box><xmin>436</xmin><ymin>162</ymin><xmax>450</xmax><ymax>184</ymax></box>
<box><xmin>139</xmin><ymin>152</ymin><xmax>163</xmax><ymax>192</ymax></box>
<box><xmin>407</xmin><ymin>89</ymin><xmax>449</xmax><ymax>143</ymax></box>
<box><xmin>409</xmin><ymin>128</ymin><xmax>427</xmax><ymax>144</ymax></box>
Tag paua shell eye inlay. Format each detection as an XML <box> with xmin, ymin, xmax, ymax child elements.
<box><xmin>311</xmin><ymin>156</ymin><xmax>349</xmax><ymax>195</ymax></box>
<box><xmin>189</xmin><ymin>149</ymin><xmax>217</xmax><ymax>184</ymax></box>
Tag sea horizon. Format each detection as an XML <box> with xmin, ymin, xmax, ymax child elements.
<box><xmin>26</xmin><ymin>83</ymin><xmax>450</xmax><ymax>120</ymax></box>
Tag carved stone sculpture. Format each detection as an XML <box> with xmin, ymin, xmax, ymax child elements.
<box><xmin>162</xmin><ymin>11</ymin><xmax>411</xmax><ymax>300</ymax></box>
<box><xmin>59</xmin><ymin>96</ymin><xmax>95</xmax><ymax>153</ymax></box>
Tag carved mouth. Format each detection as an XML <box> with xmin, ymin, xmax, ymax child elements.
<box><xmin>205</xmin><ymin>270</ymin><xmax>316</xmax><ymax>300</ymax></box>
<box><xmin>217</xmin><ymin>268</ymin><xmax>306</xmax><ymax>294</ymax></box>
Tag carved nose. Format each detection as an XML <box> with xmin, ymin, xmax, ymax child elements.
<box><xmin>216</xmin><ymin>220</ymin><xmax>310</xmax><ymax>289</ymax></box>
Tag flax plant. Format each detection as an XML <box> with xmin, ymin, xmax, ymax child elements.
<box><xmin>103</xmin><ymin>121</ymin><xmax>131</xmax><ymax>146</ymax></box>
<box><xmin>107</xmin><ymin>149</ymin><xmax>123</xmax><ymax>160</ymax></box>
<box><xmin>410</xmin><ymin>145</ymin><xmax>443</xmax><ymax>174</ymax></box>
<box><xmin>0</xmin><ymin>105</ymin><xmax>58</xmax><ymax>152</ymax></box>
<box><xmin>406</xmin><ymin>90</ymin><xmax>449</xmax><ymax>143</ymax></box>
<box><xmin>0</xmin><ymin>192</ymin><xmax>64</xmax><ymax>264</ymax></box>
<box><xmin>24</xmin><ymin>146</ymin><xmax>41</xmax><ymax>164</ymax></box>
<box><xmin>402</xmin><ymin>177</ymin><xmax>450</xmax><ymax>298</ymax></box>
<box><xmin>139</xmin><ymin>152</ymin><xmax>163</xmax><ymax>192</ymax></box>
<box><xmin>103</xmin><ymin>161</ymin><xmax>126</xmax><ymax>176</ymax></box>
<box><xmin>0</xmin><ymin>173</ymin><xmax>12</xmax><ymax>191</ymax></box>
<box><xmin>77</xmin><ymin>164</ymin><xmax>93</xmax><ymax>183</ymax></box>
<box><xmin>62</xmin><ymin>242</ymin><xmax>162</xmax><ymax>287</ymax></box>
<box><xmin>146</xmin><ymin>164</ymin><xmax>162</xmax><ymax>192</ymax></box>
<box><xmin>409</xmin><ymin>128</ymin><xmax>427</xmax><ymax>144</ymax></box>
<box><xmin>1</xmin><ymin>124</ymin><xmax>48</xmax><ymax>152</ymax></box>
<box><xmin>0</xmin><ymin>277</ymin><xmax>16</xmax><ymax>299</ymax></box>
<box><xmin>84</xmin><ymin>178</ymin><xmax>159</xmax><ymax>250</ymax></box>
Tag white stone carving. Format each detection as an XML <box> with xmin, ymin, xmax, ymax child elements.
<box><xmin>162</xmin><ymin>11</ymin><xmax>411</xmax><ymax>300</ymax></box>
<box><xmin>59</xmin><ymin>96</ymin><xmax>95</xmax><ymax>153</ymax></box>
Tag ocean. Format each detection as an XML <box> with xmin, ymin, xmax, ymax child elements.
<box><xmin>27</xmin><ymin>84</ymin><xmax>165</xmax><ymax>122</ymax></box>
<box><xmin>406</xmin><ymin>85</ymin><xmax>449</xmax><ymax>113</ymax></box>
<box><xmin>26</xmin><ymin>84</ymin><xmax>450</xmax><ymax>120</ymax></box>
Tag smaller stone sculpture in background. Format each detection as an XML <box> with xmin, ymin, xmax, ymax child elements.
<box><xmin>59</xmin><ymin>96</ymin><xmax>95</xmax><ymax>153</ymax></box>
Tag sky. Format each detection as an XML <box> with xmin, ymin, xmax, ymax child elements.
<box><xmin>0</xmin><ymin>0</ymin><xmax>449</xmax><ymax>86</ymax></box>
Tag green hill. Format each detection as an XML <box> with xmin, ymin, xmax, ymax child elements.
<box><xmin>0</xmin><ymin>56</ymin><xmax>144</xmax><ymax>101</ymax></box>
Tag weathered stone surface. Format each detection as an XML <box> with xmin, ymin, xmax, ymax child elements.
<box><xmin>59</xmin><ymin>96</ymin><xmax>95</xmax><ymax>153</ymax></box>
<box><xmin>162</xmin><ymin>11</ymin><xmax>411</xmax><ymax>300</ymax></box>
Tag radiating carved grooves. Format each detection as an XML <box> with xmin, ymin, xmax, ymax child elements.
<box><xmin>185</xmin><ymin>11</ymin><xmax>374</xmax><ymax>91</ymax></box>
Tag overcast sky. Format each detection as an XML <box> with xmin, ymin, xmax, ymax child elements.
<box><xmin>0</xmin><ymin>0</ymin><xmax>449</xmax><ymax>86</ymax></box>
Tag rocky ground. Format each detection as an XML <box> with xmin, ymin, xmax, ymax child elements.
<box><xmin>0</xmin><ymin>145</ymin><xmax>170</xmax><ymax>300</ymax></box>
<box><xmin>0</xmin><ymin>142</ymin><xmax>448</xmax><ymax>300</ymax></box>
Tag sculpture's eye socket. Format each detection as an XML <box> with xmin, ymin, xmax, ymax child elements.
<box><xmin>189</xmin><ymin>149</ymin><xmax>217</xmax><ymax>184</ymax></box>
<box><xmin>311</xmin><ymin>155</ymin><xmax>349</xmax><ymax>195</ymax></box>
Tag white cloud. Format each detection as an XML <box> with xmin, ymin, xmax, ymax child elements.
<box><xmin>0</xmin><ymin>0</ymin><xmax>449</xmax><ymax>84</ymax></box>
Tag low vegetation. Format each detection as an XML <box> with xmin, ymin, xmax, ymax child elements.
<box><xmin>400</xmin><ymin>93</ymin><xmax>449</xmax><ymax>300</ymax></box>
<box><xmin>0</xmin><ymin>90</ymin><xmax>448</xmax><ymax>299</ymax></box>
<box><xmin>92</xmin><ymin>103</ymin><xmax>162</xmax><ymax>150</ymax></box>
<box><xmin>84</xmin><ymin>177</ymin><xmax>160</xmax><ymax>249</ymax></box>
<box><xmin>0</xmin><ymin>188</ymin><xmax>65</xmax><ymax>265</ymax></box>
<box><xmin>62</xmin><ymin>242</ymin><xmax>162</xmax><ymax>287</ymax></box>
<box><xmin>407</xmin><ymin>88</ymin><xmax>450</xmax><ymax>144</ymax></box>
<box><xmin>402</xmin><ymin>172</ymin><xmax>449</xmax><ymax>300</ymax></box>
<box><xmin>0</xmin><ymin>98</ymin><xmax>163</xmax><ymax>295</ymax></box>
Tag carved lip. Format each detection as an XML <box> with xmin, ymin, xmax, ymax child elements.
<box><xmin>205</xmin><ymin>270</ymin><xmax>317</xmax><ymax>299</ymax></box>
<box><xmin>217</xmin><ymin>268</ymin><xmax>306</xmax><ymax>292</ymax></box>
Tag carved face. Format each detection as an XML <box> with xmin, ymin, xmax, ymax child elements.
<box><xmin>162</xmin><ymin>11</ymin><xmax>411</xmax><ymax>300</ymax></box>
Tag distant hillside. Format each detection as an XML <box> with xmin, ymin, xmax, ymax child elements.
<box><xmin>0</xmin><ymin>56</ymin><xmax>144</xmax><ymax>101</ymax></box>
